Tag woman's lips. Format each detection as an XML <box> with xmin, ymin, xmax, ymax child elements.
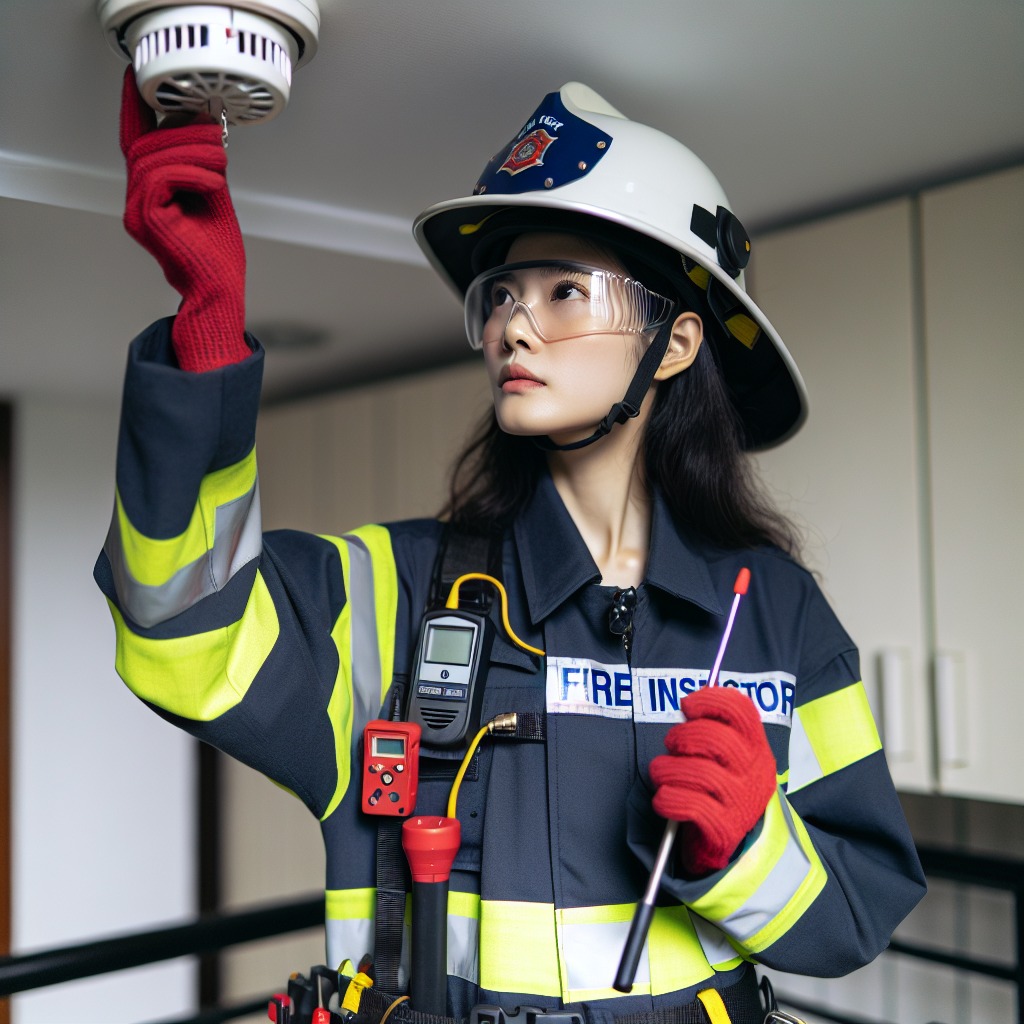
<box><xmin>500</xmin><ymin>364</ymin><xmax>545</xmax><ymax>393</ymax></box>
<box><xmin>503</xmin><ymin>378</ymin><xmax>544</xmax><ymax>393</ymax></box>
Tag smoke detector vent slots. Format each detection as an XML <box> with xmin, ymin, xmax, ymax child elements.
<box><xmin>98</xmin><ymin>1</ymin><xmax>319</xmax><ymax>126</ymax></box>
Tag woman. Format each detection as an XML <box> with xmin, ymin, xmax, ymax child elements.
<box><xmin>98</xmin><ymin>75</ymin><xmax>925</xmax><ymax>1022</ymax></box>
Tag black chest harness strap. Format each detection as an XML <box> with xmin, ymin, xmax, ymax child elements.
<box><xmin>371</xmin><ymin>526</ymin><xmax>545</xmax><ymax>995</ymax></box>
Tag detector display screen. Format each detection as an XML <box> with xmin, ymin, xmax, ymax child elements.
<box><xmin>424</xmin><ymin>625</ymin><xmax>474</xmax><ymax>666</ymax></box>
<box><xmin>372</xmin><ymin>736</ymin><xmax>405</xmax><ymax>756</ymax></box>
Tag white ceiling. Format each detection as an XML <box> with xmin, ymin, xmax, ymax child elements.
<box><xmin>1</xmin><ymin>0</ymin><xmax>1022</xmax><ymax>400</ymax></box>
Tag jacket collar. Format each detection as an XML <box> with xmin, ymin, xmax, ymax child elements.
<box><xmin>513</xmin><ymin>472</ymin><xmax>724</xmax><ymax>624</ymax></box>
<box><xmin>644</xmin><ymin>493</ymin><xmax>723</xmax><ymax>615</ymax></box>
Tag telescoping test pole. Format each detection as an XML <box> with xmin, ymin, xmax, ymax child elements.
<box><xmin>403</xmin><ymin>816</ymin><xmax>460</xmax><ymax>1015</ymax></box>
<box><xmin>613</xmin><ymin>568</ymin><xmax>750</xmax><ymax>993</ymax></box>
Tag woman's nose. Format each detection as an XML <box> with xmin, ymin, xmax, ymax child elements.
<box><xmin>503</xmin><ymin>301</ymin><xmax>542</xmax><ymax>349</ymax></box>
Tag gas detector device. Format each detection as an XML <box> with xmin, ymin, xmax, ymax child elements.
<box><xmin>406</xmin><ymin>609</ymin><xmax>495</xmax><ymax>748</ymax></box>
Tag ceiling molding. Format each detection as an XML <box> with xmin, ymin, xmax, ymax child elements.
<box><xmin>0</xmin><ymin>148</ymin><xmax>426</xmax><ymax>266</ymax></box>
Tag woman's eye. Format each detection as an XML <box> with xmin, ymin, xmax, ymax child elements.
<box><xmin>553</xmin><ymin>281</ymin><xmax>586</xmax><ymax>301</ymax></box>
<box><xmin>491</xmin><ymin>286</ymin><xmax>512</xmax><ymax>307</ymax></box>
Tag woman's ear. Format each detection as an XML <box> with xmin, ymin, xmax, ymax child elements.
<box><xmin>654</xmin><ymin>312</ymin><xmax>703</xmax><ymax>381</ymax></box>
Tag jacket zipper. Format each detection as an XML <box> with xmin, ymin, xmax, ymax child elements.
<box><xmin>609</xmin><ymin>586</ymin><xmax>638</xmax><ymax>663</ymax></box>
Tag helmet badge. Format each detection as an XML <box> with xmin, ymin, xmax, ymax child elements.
<box><xmin>473</xmin><ymin>91</ymin><xmax>612</xmax><ymax>197</ymax></box>
<box><xmin>500</xmin><ymin>129</ymin><xmax>557</xmax><ymax>176</ymax></box>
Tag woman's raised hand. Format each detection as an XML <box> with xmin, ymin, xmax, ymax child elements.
<box><xmin>120</xmin><ymin>66</ymin><xmax>251</xmax><ymax>372</ymax></box>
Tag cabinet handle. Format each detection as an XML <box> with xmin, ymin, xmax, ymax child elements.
<box><xmin>935</xmin><ymin>652</ymin><xmax>968</xmax><ymax>769</ymax></box>
<box><xmin>878</xmin><ymin>649</ymin><xmax>912</xmax><ymax>761</ymax></box>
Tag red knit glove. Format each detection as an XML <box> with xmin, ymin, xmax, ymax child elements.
<box><xmin>649</xmin><ymin>687</ymin><xmax>777</xmax><ymax>876</ymax></box>
<box><xmin>120</xmin><ymin>67</ymin><xmax>250</xmax><ymax>372</ymax></box>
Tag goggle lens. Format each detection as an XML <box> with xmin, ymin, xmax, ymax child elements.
<box><xmin>464</xmin><ymin>261</ymin><xmax>673</xmax><ymax>350</ymax></box>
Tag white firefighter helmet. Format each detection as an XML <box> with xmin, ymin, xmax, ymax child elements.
<box><xmin>414</xmin><ymin>82</ymin><xmax>808</xmax><ymax>449</ymax></box>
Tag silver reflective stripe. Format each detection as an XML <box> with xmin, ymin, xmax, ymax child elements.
<box><xmin>561</xmin><ymin>919</ymin><xmax>650</xmax><ymax>991</ymax></box>
<box><xmin>342</xmin><ymin>533</ymin><xmax>385</xmax><ymax>742</ymax></box>
<box><xmin>326</xmin><ymin>916</ymin><xmax>374</xmax><ymax>974</ymax></box>
<box><xmin>448</xmin><ymin>912</ymin><xmax>479</xmax><ymax>984</ymax></box>
<box><xmin>326</xmin><ymin>915</ymin><xmax>411</xmax><ymax>989</ymax></box>
<box><xmin>787</xmin><ymin>705</ymin><xmax>824</xmax><ymax>793</ymax></box>
<box><xmin>715</xmin><ymin>797</ymin><xmax>812</xmax><ymax>942</ymax></box>
<box><xmin>106</xmin><ymin>477</ymin><xmax>263</xmax><ymax>628</ymax></box>
<box><xmin>691</xmin><ymin>914</ymin><xmax>739</xmax><ymax>969</ymax></box>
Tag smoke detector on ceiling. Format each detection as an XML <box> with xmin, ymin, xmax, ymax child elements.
<box><xmin>97</xmin><ymin>1</ymin><xmax>320</xmax><ymax>126</ymax></box>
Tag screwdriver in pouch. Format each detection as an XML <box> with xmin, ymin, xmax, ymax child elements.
<box><xmin>613</xmin><ymin>567</ymin><xmax>751</xmax><ymax>993</ymax></box>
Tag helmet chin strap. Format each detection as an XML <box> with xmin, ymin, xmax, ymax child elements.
<box><xmin>532</xmin><ymin>310</ymin><xmax>677</xmax><ymax>453</ymax></box>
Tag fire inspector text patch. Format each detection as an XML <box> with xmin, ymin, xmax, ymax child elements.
<box><xmin>545</xmin><ymin>657</ymin><xmax>796</xmax><ymax>728</ymax></box>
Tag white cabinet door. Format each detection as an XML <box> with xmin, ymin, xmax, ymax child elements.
<box><xmin>750</xmin><ymin>199</ymin><xmax>932</xmax><ymax>792</ymax></box>
<box><xmin>922</xmin><ymin>167</ymin><xmax>1024</xmax><ymax>802</ymax></box>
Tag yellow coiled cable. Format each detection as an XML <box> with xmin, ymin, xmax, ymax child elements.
<box><xmin>445</xmin><ymin>573</ymin><xmax>545</xmax><ymax>656</ymax></box>
<box><xmin>444</xmin><ymin>575</ymin><xmax>543</xmax><ymax>820</ymax></box>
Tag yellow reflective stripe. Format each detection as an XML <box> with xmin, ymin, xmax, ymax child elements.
<box><xmin>799</xmin><ymin>681</ymin><xmax>882</xmax><ymax>776</ymax></box>
<box><xmin>558</xmin><ymin>903</ymin><xmax>634</xmax><ymax>925</ymax></box>
<box><xmin>697</xmin><ymin>988</ymin><xmax>732</xmax><ymax>1024</ymax></box>
<box><xmin>648</xmin><ymin>904</ymin><xmax>715</xmax><ymax>995</ymax></box>
<box><xmin>320</xmin><ymin>527</ymin><xmax>399</xmax><ymax>822</ymax></box>
<box><xmin>449</xmin><ymin>890</ymin><xmax>481</xmax><ymax>919</ymax></box>
<box><xmin>116</xmin><ymin>448</ymin><xmax>257</xmax><ymax>586</ymax></box>
<box><xmin>555</xmin><ymin>903</ymin><xmax>716</xmax><ymax>1000</ymax></box>
<box><xmin>743</xmin><ymin>804</ymin><xmax>827</xmax><ymax>954</ymax></box>
<box><xmin>326</xmin><ymin>888</ymin><xmax>375</xmax><ymax>920</ymax></box>
<box><xmin>688</xmin><ymin>791</ymin><xmax>827</xmax><ymax>955</ymax></box>
<box><xmin>346</xmin><ymin>524</ymin><xmax>398</xmax><ymax>708</ymax></box>
<box><xmin>322</xmin><ymin>538</ymin><xmax>355</xmax><ymax>821</ymax></box>
<box><xmin>109</xmin><ymin>568</ymin><xmax>278</xmax><ymax>720</ymax></box>
<box><xmin>480</xmin><ymin>900</ymin><xmax>561</xmax><ymax>997</ymax></box>
<box><xmin>557</xmin><ymin>904</ymin><xmax>646</xmax><ymax>1001</ymax></box>
<box><xmin>326</xmin><ymin>892</ymin><xmax>719</xmax><ymax>999</ymax></box>
<box><xmin>689</xmin><ymin>790</ymin><xmax>792</xmax><ymax>922</ymax></box>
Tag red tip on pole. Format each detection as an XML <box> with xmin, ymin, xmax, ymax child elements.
<box><xmin>733</xmin><ymin>568</ymin><xmax>751</xmax><ymax>595</ymax></box>
<box><xmin>403</xmin><ymin>816</ymin><xmax>461</xmax><ymax>882</ymax></box>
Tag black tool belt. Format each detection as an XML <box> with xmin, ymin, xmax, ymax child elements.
<box><xmin>351</xmin><ymin>970</ymin><xmax>764</xmax><ymax>1024</ymax></box>
<box><xmin>613</xmin><ymin>969</ymin><xmax>763</xmax><ymax>1024</ymax></box>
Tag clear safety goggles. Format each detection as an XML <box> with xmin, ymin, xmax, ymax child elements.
<box><xmin>464</xmin><ymin>261</ymin><xmax>675</xmax><ymax>350</ymax></box>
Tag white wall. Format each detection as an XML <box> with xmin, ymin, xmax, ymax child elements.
<box><xmin>12</xmin><ymin>398</ymin><xmax>195</xmax><ymax>1024</ymax></box>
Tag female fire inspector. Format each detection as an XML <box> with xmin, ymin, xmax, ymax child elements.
<box><xmin>97</xmin><ymin>74</ymin><xmax>925</xmax><ymax>1020</ymax></box>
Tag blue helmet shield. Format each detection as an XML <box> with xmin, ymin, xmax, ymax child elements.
<box><xmin>472</xmin><ymin>91</ymin><xmax>613</xmax><ymax>197</ymax></box>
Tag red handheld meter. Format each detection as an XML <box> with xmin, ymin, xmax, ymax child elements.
<box><xmin>362</xmin><ymin>720</ymin><xmax>420</xmax><ymax>816</ymax></box>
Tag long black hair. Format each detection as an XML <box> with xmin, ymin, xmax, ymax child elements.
<box><xmin>440</xmin><ymin>225</ymin><xmax>801</xmax><ymax>557</ymax></box>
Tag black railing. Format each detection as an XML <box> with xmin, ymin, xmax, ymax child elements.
<box><xmin>0</xmin><ymin>895</ymin><xmax>323</xmax><ymax>1007</ymax></box>
<box><xmin>772</xmin><ymin>844</ymin><xmax>1024</xmax><ymax>1024</ymax></box>
<box><xmin>0</xmin><ymin>846</ymin><xmax>1019</xmax><ymax>1024</ymax></box>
